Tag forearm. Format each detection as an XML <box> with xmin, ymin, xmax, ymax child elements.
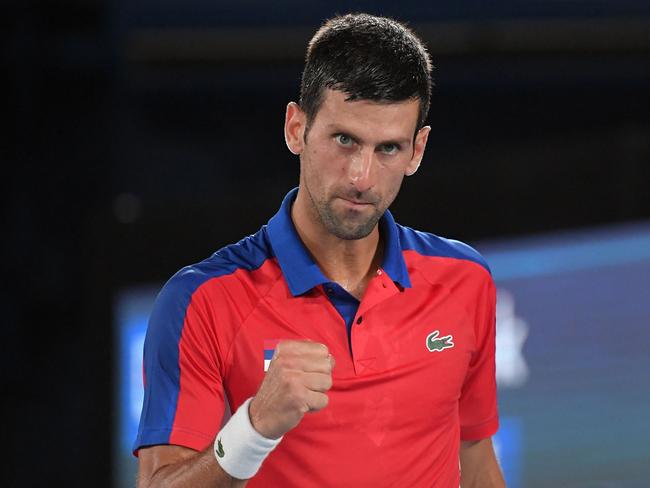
<box><xmin>140</xmin><ymin>446</ymin><xmax>247</xmax><ymax>488</ymax></box>
<box><xmin>459</xmin><ymin>464</ymin><xmax>505</xmax><ymax>488</ymax></box>
<box><xmin>459</xmin><ymin>439</ymin><xmax>506</xmax><ymax>488</ymax></box>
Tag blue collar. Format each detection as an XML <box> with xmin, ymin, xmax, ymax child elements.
<box><xmin>267</xmin><ymin>188</ymin><xmax>412</xmax><ymax>296</ymax></box>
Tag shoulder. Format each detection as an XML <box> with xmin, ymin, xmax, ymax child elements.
<box><xmin>155</xmin><ymin>226</ymin><xmax>275</xmax><ymax>309</ymax></box>
<box><xmin>396</xmin><ymin>223</ymin><xmax>491</xmax><ymax>275</ymax></box>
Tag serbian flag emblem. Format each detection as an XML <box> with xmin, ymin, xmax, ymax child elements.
<box><xmin>264</xmin><ymin>339</ymin><xmax>280</xmax><ymax>372</ymax></box>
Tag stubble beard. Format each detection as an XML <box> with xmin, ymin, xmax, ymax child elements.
<box><xmin>310</xmin><ymin>191</ymin><xmax>384</xmax><ymax>241</ymax></box>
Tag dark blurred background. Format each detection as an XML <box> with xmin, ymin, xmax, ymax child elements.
<box><xmin>3</xmin><ymin>1</ymin><xmax>649</xmax><ymax>486</ymax></box>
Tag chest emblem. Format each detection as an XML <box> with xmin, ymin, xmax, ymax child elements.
<box><xmin>426</xmin><ymin>330</ymin><xmax>454</xmax><ymax>352</ymax></box>
<box><xmin>264</xmin><ymin>339</ymin><xmax>281</xmax><ymax>372</ymax></box>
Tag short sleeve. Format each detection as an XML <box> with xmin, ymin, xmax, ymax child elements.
<box><xmin>133</xmin><ymin>270</ymin><xmax>226</xmax><ymax>455</ymax></box>
<box><xmin>459</xmin><ymin>276</ymin><xmax>499</xmax><ymax>440</ymax></box>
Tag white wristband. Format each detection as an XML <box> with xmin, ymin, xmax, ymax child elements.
<box><xmin>214</xmin><ymin>397</ymin><xmax>283</xmax><ymax>480</ymax></box>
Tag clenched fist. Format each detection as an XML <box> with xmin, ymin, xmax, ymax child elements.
<box><xmin>248</xmin><ymin>340</ymin><xmax>335</xmax><ymax>439</ymax></box>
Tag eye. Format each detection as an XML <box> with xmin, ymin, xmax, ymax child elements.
<box><xmin>379</xmin><ymin>143</ymin><xmax>400</xmax><ymax>155</ymax></box>
<box><xmin>335</xmin><ymin>134</ymin><xmax>354</xmax><ymax>147</ymax></box>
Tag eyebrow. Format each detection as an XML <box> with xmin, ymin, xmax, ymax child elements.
<box><xmin>327</xmin><ymin>124</ymin><xmax>413</xmax><ymax>147</ymax></box>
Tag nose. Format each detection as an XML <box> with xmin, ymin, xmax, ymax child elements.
<box><xmin>347</xmin><ymin>147</ymin><xmax>376</xmax><ymax>193</ymax></box>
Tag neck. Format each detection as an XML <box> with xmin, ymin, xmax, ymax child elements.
<box><xmin>292</xmin><ymin>191</ymin><xmax>383</xmax><ymax>300</ymax></box>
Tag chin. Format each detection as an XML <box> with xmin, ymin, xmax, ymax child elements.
<box><xmin>330</xmin><ymin>219</ymin><xmax>379</xmax><ymax>241</ymax></box>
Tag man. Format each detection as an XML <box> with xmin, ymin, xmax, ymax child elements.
<box><xmin>134</xmin><ymin>13</ymin><xmax>505</xmax><ymax>488</ymax></box>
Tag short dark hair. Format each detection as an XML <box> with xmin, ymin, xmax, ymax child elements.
<box><xmin>300</xmin><ymin>13</ymin><xmax>433</xmax><ymax>132</ymax></box>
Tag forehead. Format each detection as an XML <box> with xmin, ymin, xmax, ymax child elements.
<box><xmin>311</xmin><ymin>89</ymin><xmax>420</xmax><ymax>141</ymax></box>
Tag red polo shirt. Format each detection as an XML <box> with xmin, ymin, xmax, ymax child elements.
<box><xmin>134</xmin><ymin>188</ymin><xmax>498</xmax><ymax>487</ymax></box>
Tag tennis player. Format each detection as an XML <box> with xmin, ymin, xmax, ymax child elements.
<box><xmin>134</xmin><ymin>13</ymin><xmax>505</xmax><ymax>487</ymax></box>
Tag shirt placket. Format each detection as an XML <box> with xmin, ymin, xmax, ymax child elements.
<box><xmin>350</xmin><ymin>269</ymin><xmax>402</xmax><ymax>375</ymax></box>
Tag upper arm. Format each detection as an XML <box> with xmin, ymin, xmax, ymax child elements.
<box><xmin>134</xmin><ymin>274</ymin><xmax>227</xmax><ymax>454</ymax></box>
<box><xmin>459</xmin><ymin>276</ymin><xmax>499</xmax><ymax>440</ymax></box>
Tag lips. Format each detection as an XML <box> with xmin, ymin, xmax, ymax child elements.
<box><xmin>339</xmin><ymin>197</ymin><xmax>374</xmax><ymax>213</ymax></box>
<box><xmin>338</xmin><ymin>197</ymin><xmax>373</xmax><ymax>208</ymax></box>
<box><xmin>337</xmin><ymin>193</ymin><xmax>376</xmax><ymax>205</ymax></box>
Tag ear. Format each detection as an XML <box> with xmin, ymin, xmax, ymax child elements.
<box><xmin>284</xmin><ymin>102</ymin><xmax>307</xmax><ymax>155</ymax></box>
<box><xmin>405</xmin><ymin>125</ymin><xmax>431</xmax><ymax>176</ymax></box>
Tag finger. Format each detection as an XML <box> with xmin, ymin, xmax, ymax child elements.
<box><xmin>305</xmin><ymin>390</ymin><xmax>329</xmax><ymax>412</ymax></box>
<box><xmin>302</xmin><ymin>371</ymin><xmax>333</xmax><ymax>393</ymax></box>
<box><xmin>272</xmin><ymin>354</ymin><xmax>333</xmax><ymax>374</ymax></box>
<box><xmin>275</xmin><ymin>340</ymin><xmax>329</xmax><ymax>358</ymax></box>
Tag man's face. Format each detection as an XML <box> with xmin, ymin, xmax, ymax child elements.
<box><xmin>286</xmin><ymin>89</ymin><xmax>430</xmax><ymax>240</ymax></box>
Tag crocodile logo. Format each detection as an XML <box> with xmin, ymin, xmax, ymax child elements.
<box><xmin>426</xmin><ymin>330</ymin><xmax>454</xmax><ymax>352</ymax></box>
<box><xmin>216</xmin><ymin>438</ymin><xmax>225</xmax><ymax>458</ymax></box>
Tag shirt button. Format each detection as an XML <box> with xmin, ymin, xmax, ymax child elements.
<box><xmin>356</xmin><ymin>316</ymin><xmax>363</xmax><ymax>325</ymax></box>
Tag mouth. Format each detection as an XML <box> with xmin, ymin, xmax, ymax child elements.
<box><xmin>337</xmin><ymin>196</ymin><xmax>375</xmax><ymax>210</ymax></box>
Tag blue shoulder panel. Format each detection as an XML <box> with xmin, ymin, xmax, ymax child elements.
<box><xmin>396</xmin><ymin>224</ymin><xmax>491</xmax><ymax>275</ymax></box>
<box><xmin>133</xmin><ymin>227</ymin><xmax>273</xmax><ymax>452</ymax></box>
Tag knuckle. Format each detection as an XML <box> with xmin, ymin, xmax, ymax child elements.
<box><xmin>287</xmin><ymin>373</ymin><xmax>304</xmax><ymax>394</ymax></box>
<box><xmin>283</xmin><ymin>368</ymin><xmax>297</xmax><ymax>384</ymax></box>
<box><xmin>290</xmin><ymin>393</ymin><xmax>308</xmax><ymax>413</ymax></box>
<box><xmin>275</xmin><ymin>355</ymin><xmax>293</xmax><ymax>370</ymax></box>
<box><xmin>274</xmin><ymin>355</ymin><xmax>300</xmax><ymax>372</ymax></box>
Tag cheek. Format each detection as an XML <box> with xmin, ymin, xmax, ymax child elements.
<box><xmin>302</xmin><ymin>147</ymin><xmax>340</xmax><ymax>192</ymax></box>
<box><xmin>380</xmin><ymin>168</ymin><xmax>406</xmax><ymax>198</ymax></box>
<box><xmin>309</xmin><ymin>146</ymin><xmax>347</xmax><ymax>175</ymax></box>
